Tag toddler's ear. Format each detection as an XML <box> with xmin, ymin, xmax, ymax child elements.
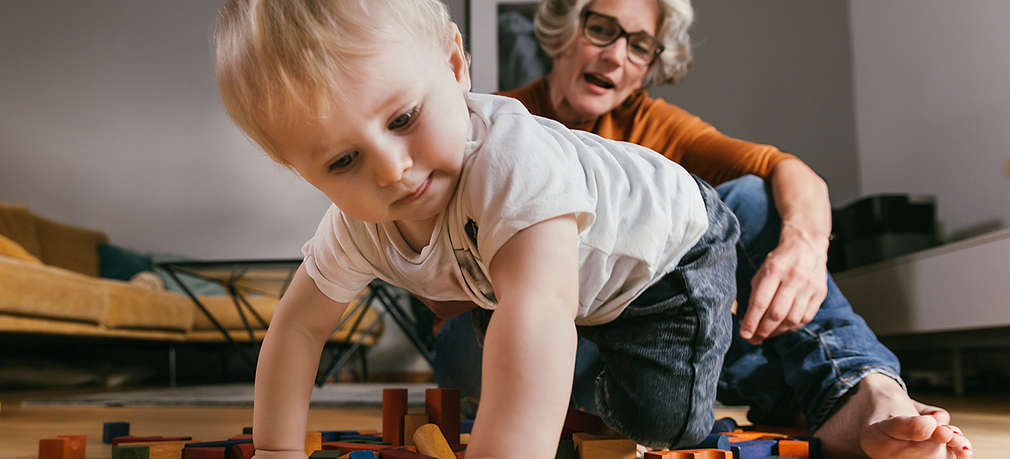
<box><xmin>448</xmin><ymin>22</ymin><xmax>471</xmax><ymax>92</ymax></box>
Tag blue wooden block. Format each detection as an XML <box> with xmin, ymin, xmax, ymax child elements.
<box><xmin>460</xmin><ymin>419</ymin><xmax>474</xmax><ymax>434</ymax></box>
<box><xmin>711</xmin><ymin>417</ymin><xmax>737</xmax><ymax>434</ymax></box>
<box><xmin>731</xmin><ymin>439</ymin><xmax>776</xmax><ymax>459</ymax></box>
<box><xmin>692</xmin><ymin>433</ymin><xmax>731</xmax><ymax>450</ymax></box>
<box><xmin>348</xmin><ymin>451</ymin><xmax>379</xmax><ymax>459</ymax></box>
<box><xmin>103</xmin><ymin>422</ymin><xmax>131</xmax><ymax>444</ymax></box>
<box><xmin>184</xmin><ymin>439</ymin><xmax>252</xmax><ymax>448</ymax></box>
<box><xmin>320</xmin><ymin>430</ymin><xmax>360</xmax><ymax>442</ymax></box>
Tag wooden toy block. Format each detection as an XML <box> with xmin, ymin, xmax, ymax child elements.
<box><xmin>378</xmin><ymin>448</ymin><xmax>436</xmax><ymax>459</ymax></box>
<box><xmin>711</xmin><ymin>418</ymin><xmax>737</xmax><ymax>434</ymax></box>
<box><xmin>307</xmin><ymin>431</ymin><xmax>324</xmax><ymax>455</ymax></box>
<box><xmin>322</xmin><ymin>441</ymin><xmax>392</xmax><ymax>453</ymax></box>
<box><xmin>383</xmin><ymin>388</ymin><xmax>409</xmax><ymax>446</ymax></box>
<box><xmin>349</xmin><ymin>451</ymin><xmax>379</xmax><ymax>459</ymax></box>
<box><xmin>104</xmin><ymin>422</ymin><xmax>131</xmax><ymax>444</ymax></box>
<box><xmin>230</xmin><ymin>443</ymin><xmax>255</xmax><ymax>459</ymax></box>
<box><xmin>643</xmin><ymin>449</ymin><xmax>732</xmax><ymax>459</ymax></box>
<box><xmin>182</xmin><ymin>447</ymin><xmax>227</xmax><ymax>459</ymax></box>
<box><xmin>721</xmin><ymin>431</ymin><xmax>787</xmax><ymax>442</ymax></box>
<box><xmin>729</xmin><ymin>439</ymin><xmax>776</xmax><ymax>459</ymax></box>
<box><xmin>453</xmin><ymin>451</ymin><xmax>464</xmax><ymax>459</ymax></box>
<box><xmin>775</xmin><ymin>439</ymin><xmax>809</xmax><ymax>458</ymax></box>
<box><xmin>114</xmin><ymin>436</ymin><xmax>193</xmax><ymax>445</ymax></box>
<box><xmin>562</xmin><ymin>408</ymin><xmax>604</xmax><ymax>436</ymax></box>
<box><xmin>112</xmin><ymin>445</ymin><xmax>150</xmax><ymax>459</ymax></box>
<box><xmin>746</xmin><ymin>425</ymin><xmax>809</xmax><ymax>437</ymax></box>
<box><xmin>39</xmin><ymin>437</ymin><xmax>73</xmax><ymax>459</ymax></box>
<box><xmin>554</xmin><ymin>438</ymin><xmax>575</xmax><ymax>459</ymax></box>
<box><xmin>56</xmin><ymin>434</ymin><xmax>86</xmax><ymax>459</ymax></box>
<box><xmin>690</xmin><ymin>434</ymin><xmax>730</xmax><ymax>451</ymax></box>
<box><xmin>242</xmin><ymin>426</ymin><xmax>253</xmax><ymax>435</ymax></box>
<box><xmin>570</xmin><ymin>432</ymin><xmax>625</xmax><ymax>455</ymax></box>
<box><xmin>321</xmin><ymin>431</ymin><xmax>361</xmax><ymax>442</ymax></box>
<box><xmin>117</xmin><ymin>441</ymin><xmax>188</xmax><ymax>459</ymax></box>
<box><xmin>458</xmin><ymin>433</ymin><xmax>469</xmax><ymax>446</ymax></box>
<box><xmin>579</xmin><ymin>438</ymin><xmax>637</xmax><ymax>459</ymax></box>
<box><xmin>228</xmin><ymin>435</ymin><xmax>253</xmax><ymax>441</ymax></box>
<box><xmin>411</xmin><ymin>424</ymin><xmax>455</xmax><ymax>459</ymax></box>
<box><xmin>403</xmin><ymin>414</ymin><xmax>429</xmax><ymax>447</ymax></box>
<box><xmin>310</xmin><ymin>451</ymin><xmax>345</xmax><ymax>458</ymax></box>
<box><xmin>341</xmin><ymin>435</ymin><xmax>386</xmax><ymax>443</ymax></box>
<box><xmin>459</xmin><ymin>420</ymin><xmax>473</xmax><ymax>435</ymax></box>
<box><xmin>425</xmin><ymin>389</ymin><xmax>460</xmax><ymax>445</ymax></box>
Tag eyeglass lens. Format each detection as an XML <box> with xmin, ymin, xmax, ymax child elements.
<box><xmin>582</xmin><ymin>11</ymin><xmax>661</xmax><ymax>65</ymax></box>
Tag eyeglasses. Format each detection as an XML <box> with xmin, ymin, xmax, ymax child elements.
<box><xmin>580</xmin><ymin>10</ymin><xmax>665</xmax><ymax>66</ymax></box>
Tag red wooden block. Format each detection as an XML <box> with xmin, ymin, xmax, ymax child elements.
<box><xmin>378</xmin><ymin>448</ymin><xmax>436</xmax><ymax>459</ymax></box>
<box><xmin>38</xmin><ymin>438</ymin><xmax>72</xmax><ymax>459</ymax></box>
<box><xmin>182</xmin><ymin>447</ymin><xmax>227</xmax><ymax>459</ymax></box>
<box><xmin>643</xmin><ymin>449</ymin><xmax>731</xmax><ymax>459</ymax></box>
<box><xmin>383</xmin><ymin>388</ymin><xmax>409</xmax><ymax>446</ymax></box>
<box><xmin>114</xmin><ymin>436</ymin><xmax>194</xmax><ymax>445</ymax></box>
<box><xmin>562</xmin><ymin>408</ymin><xmax>604</xmax><ymax>436</ymax></box>
<box><xmin>424</xmin><ymin>389</ymin><xmax>460</xmax><ymax>445</ymax></box>
<box><xmin>321</xmin><ymin>442</ymin><xmax>392</xmax><ymax>453</ymax></box>
<box><xmin>230</xmin><ymin>442</ymin><xmax>255</xmax><ymax>459</ymax></box>
<box><xmin>453</xmin><ymin>452</ymin><xmax>464</xmax><ymax>459</ymax></box>
<box><xmin>56</xmin><ymin>434</ymin><xmax>86</xmax><ymax>459</ymax></box>
<box><xmin>228</xmin><ymin>435</ymin><xmax>253</xmax><ymax>441</ymax></box>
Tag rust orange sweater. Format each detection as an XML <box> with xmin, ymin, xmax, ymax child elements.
<box><xmin>498</xmin><ymin>78</ymin><xmax>797</xmax><ymax>186</ymax></box>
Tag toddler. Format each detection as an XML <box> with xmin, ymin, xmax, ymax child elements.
<box><xmin>215</xmin><ymin>0</ymin><xmax>739</xmax><ymax>457</ymax></box>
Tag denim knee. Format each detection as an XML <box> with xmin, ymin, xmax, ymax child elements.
<box><xmin>596</xmin><ymin>380</ymin><xmax>713</xmax><ymax>449</ymax></box>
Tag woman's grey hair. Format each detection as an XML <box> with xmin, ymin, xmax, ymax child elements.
<box><xmin>534</xmin><ymin>0</ymin><xmax>693</xmax><ymax>88</ymax></box>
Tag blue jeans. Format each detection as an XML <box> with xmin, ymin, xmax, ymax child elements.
<box><xmin>432</xmin><ymin>175</ymin><xmax>904</xmax><ymax>433</ymax></box>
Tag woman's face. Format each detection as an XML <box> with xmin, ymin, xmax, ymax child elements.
<box><xmin>547</xmin><ymin>0</ymin><xmax>661</xmax><ymax>126</ymax></box>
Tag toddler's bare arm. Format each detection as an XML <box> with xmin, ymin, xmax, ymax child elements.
<box><xmin>253</xmin><ymin>264</ymin><xmax>349</xmax><ymax>459</ymax></box>
<box><xmin>466</xmin><ymin>214</ymin><xmax>581</xmax><ymax>458</ymax></box>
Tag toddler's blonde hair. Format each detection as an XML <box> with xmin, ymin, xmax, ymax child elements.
<box><xmin>215</xmin><ymin>0</ymin><xmax>456</xmax><ymax>163</ymax></box>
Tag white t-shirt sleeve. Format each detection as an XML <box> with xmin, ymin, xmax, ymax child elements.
<box><xmin>300</xmin><ymin>205</ymin><xmax>375</xmax><ymax>303</ymax></box>
<box><xmin>462</xmin><ymin>112</ymin><xmax>596</xmax><ymax>265</ymax></box>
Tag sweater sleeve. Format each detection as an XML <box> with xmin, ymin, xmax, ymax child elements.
<box><xmin>623</xmin><ymin>95</ymin><xmax>799</xmax><ymax>186</ymax></box>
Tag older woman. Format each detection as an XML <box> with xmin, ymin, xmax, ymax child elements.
<box><xmin>428</xmin><ymin>0</ymin><xmax>970</xmax><ymax>457</ymax></box>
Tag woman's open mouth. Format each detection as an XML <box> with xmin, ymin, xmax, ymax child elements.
<box><xmin>584</xmin><ymin>73</ymin><xmax>615</xmax><ymax>89</ymax></box>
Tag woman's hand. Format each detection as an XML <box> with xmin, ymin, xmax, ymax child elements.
<box><xmin>739</xmin><ymin>221</ymin><xmax>828</xmax><ymax>344</ymax></box>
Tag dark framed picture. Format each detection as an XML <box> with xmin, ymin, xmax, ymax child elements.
<box><xmin>467</xmin><ymin>0</ymin><xmax>552</xmax><ymax>93</ymax></box>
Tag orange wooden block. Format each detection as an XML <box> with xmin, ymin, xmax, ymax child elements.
<box><xmin>383</xmin><ymin>388</ymin><xmax>409</xmax><ymax>446</ymax></box>
<box><xmin>39</xmin><ymin>438</ymin><xmax>73</xmax><ymax>459</ymax></box>
<box><xmin>412</xmin><ymin>424</ymin><xmax>455</xmax><ymax>459</ymax></box>
<box><xmin>776</xmin><ymin>439</ymin><xmax>810</xmax><ymax>458</ymax></box>
<box><xmin>424</xmin><ymin>389</ymin><xmax>460</xmax><ymax>446</ymax></box>
<box><xmin>721</xmin><ymin>431</ymin><xmax>787</xmax><ymax>442</ymax></box>
<box><xmin>571</xmin><ymin>432</ymin><xmax>626</xmax><ymax>456</ymax></box>
<box><xmin>305</xmin><ymin>431</ymin><xmax>324</xmax><ymax>455</ymax></box>
<box><xmin>644</xmin><ymin>449</ymin><xmax>732</xmax><ymax>459</ymax></box>
<box><xmin>56</xmin><ymin>434</ymin><xmax>86</xmax><ymax>459</ymax></box>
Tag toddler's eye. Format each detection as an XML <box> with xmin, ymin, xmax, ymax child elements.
<box><xmin>328</xmin><ymin>151</ymin><xmax>358</xmax><ymax>172</ymax></box>
<box><xmin>388</xmin><ymin>106</ymin><xmax>419</xmax><ymax>130</ymax></box>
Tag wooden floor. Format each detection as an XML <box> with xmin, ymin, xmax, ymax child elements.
<box><xmin>1</xmin><ymin>389</ymin><xmax>1007</xmax><ymax>458</ymax></box>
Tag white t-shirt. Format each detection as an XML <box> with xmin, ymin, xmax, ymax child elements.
<box><xmin>302</xmin><ymin>93</ymin><xmax>708</xmax><ymax>325</ymax></box>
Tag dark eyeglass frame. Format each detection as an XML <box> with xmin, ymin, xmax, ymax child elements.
<box><xmin>580</xmin><ymin>9</ymin><xmax>665</xmax><ymax>66</ymax></box>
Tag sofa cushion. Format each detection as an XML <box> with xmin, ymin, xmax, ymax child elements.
<box><xmin>100</xmin><ymin>279</ymin><xmax>194</xmax><ymax>332</ymax></box>
<box><xmin>98</xmin><ymin>243</ymin><xmax>153</xmax><ymax>281</ymax></box>
<box><xmin>0</xmin><ymin>203</ymin><xmax>42</xmax><ymax>258</ymax></box>
<box><xmin>34</xmin><ymin>214</ymin><xmax>108</xmax><ymax>277</ymax></box>
<box><xmin>1</xmin><ymin>234</ymin><xmax>43</xmax><ymax>265</ymax></box>
<box><xmin>0</xmin><ymin>257</ymin><xmax>106</xmax><ymax>324</ymax></box>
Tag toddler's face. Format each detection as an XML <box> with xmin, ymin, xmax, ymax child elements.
<box><xmin>271</xmin><ymin>35</ymin><xmax>471</xmax><ymax>236</ymax></box>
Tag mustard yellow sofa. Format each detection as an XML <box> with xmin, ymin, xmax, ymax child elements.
<box><xmin>0</xmin><ymin>202</ymin><xmax>382</xmax><ymax>346</ymax></box>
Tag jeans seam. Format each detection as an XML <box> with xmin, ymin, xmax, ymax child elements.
<box><xmin>808</xmin><ymin>365</ymin><xmax>904</xmax><ymax>432</ymax></box>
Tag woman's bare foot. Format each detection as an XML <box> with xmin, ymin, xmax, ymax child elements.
<box><xmin>813</xmin><ymin>373</ymin><xmax>972</xmax><ymax>458</ymax></box>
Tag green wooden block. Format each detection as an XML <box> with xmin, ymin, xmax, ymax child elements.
<box><xmin>309</xmin><ymin>451</ymin><xmax>345</xmax><ymax>458</ymax></box>
<box><xmin>112</xmin><ymin>445</ymin><xmax>150</xmax><ymax>459</ymax></box>
<box><xmin>555</xmin><ymin>438</ymin><xmax>575</xmax><ymax>459</ymax></box>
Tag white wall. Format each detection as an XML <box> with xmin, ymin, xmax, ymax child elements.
<box><xmin>850</xmin><ymin>0</ymin><xmax>1010</xmax><ymax>240</ymax></box>
<box><xmin>650</xmin><ymin>0</ymin><xmax>861</xmax><ymax>205</ymax></box>
<box><xmin>0</xmin><ymin>1</ymin><xmax>330</xmax><ymax>259</ymax></box>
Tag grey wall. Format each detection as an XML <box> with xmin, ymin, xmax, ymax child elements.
<box><xmin>650</xmin><ymin>0</ymin><xmax>861</xmax><ymax>205</ymax></box>
<box><xmin>850</xmin><ymin>0</ymin><xmax>1010</xmax><ymax>241</ymax></box>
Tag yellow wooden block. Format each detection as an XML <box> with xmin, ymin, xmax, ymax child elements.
<box><xmin>403</xmin><ymin>413</ymin><xmax>429</xmax><ymax>447</ymax></box>
<box><xmin>580</xmin><ymin>438</ymin><xmax>637</xmax><ymax>459</ymax></box>
<box><xmin>571</xmin><ymin>432</ymin><xmax>626</xmax><ymax>455</ymax></box>
<box><xmin>305</xmin><ymin>430</ymin><xmax>323</xmax><ymax>455</ymax></box>
<box><xmin>459</xmin><ymin>433</ymin><xmax>470</xmax><ymax>445</ymax></box>
<box><xmin>412</xmin><ymin>423</ymin><xmax>456</xmax><ymax>459</ymax></box>
<box><xmin>117</xmin><ymin>441</ymin><xmax>186</xmax><ymax>459</ymax></box>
